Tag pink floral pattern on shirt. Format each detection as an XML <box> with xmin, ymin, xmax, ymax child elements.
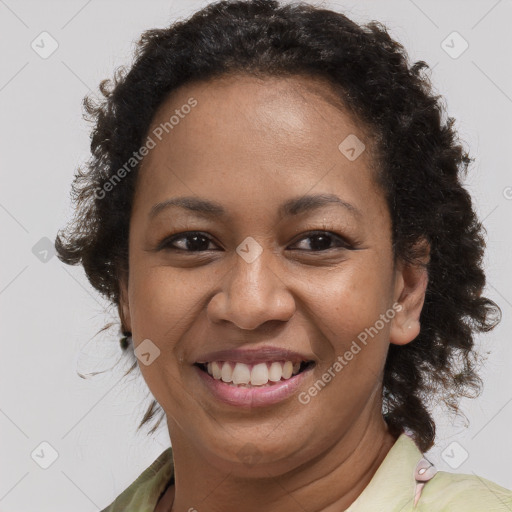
<box><xmin>402</xmin><ymin>430</ymin><xmax>438</xmax><ymax>507</ymax></box>
<box><xmin>413</xmin><ymin>455</ymin><xmax>438</xmax><ymax>506</ymax></box>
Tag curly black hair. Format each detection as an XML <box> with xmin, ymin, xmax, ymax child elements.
<box><xmin>55</xmin><ymin>0</ymin><xmax>501</xmax><ymax>453</ymax></box>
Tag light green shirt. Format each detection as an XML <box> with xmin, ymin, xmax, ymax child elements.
<box><xmin>100</xmin><ymin>433</ymin><xmax>512</xmax><ymax>511</ymax></box>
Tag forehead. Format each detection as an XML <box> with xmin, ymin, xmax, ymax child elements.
<box><xmin>146</xmin><ymin>72</ymin><xmax>365</xmax><ymax>151</ymax></box>
<box><xmin>133</xmin><ymin>73</ymin><xmax>383</xmax><ymax>223</ymax></box>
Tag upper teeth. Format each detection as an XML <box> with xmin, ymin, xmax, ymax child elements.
<box><xmin>206</xmin><ymin>361</ymin><xmax>302</xmax><ymax>386</ymax></box>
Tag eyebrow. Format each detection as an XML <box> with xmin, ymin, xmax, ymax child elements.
<box><xmin>149</xmin><ymin>193</ymin><xmax>362</xmax><ymax>220</ymax></box>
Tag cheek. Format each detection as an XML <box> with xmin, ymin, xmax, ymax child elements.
<box><xmin>127</xmin><ymin>268</ymin><xmax>202</xmax><ymax>410</ymax></box>
<box><xmin>302</xmin><ymin>263</ymin><xmax>394</xmax><ymax>414</ymax></box>
<box><xmin>128</xmin><ymin>266</ymin><xmax>202</xmax><ymax>340</ymax></box>
<box><xmin>315</xmin><ymin>255</ymin><xmax>394</xmax><ymax>337</ymax></box>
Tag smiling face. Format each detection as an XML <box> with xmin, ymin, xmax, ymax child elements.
<box><xmin>119</xmin><ymin>73</ymin><xmax>427</xmax><ymax>477</ymax></box>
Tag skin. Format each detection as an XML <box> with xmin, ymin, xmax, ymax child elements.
<box><xmin>119</xmin><ymin>73</ymin><xmax>430</xmax><ymax>512</ymax></box>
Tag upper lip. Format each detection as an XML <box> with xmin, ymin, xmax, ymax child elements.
<box><xmin>195</xmin><ymin>346</ymin><xmax>315</xmax><ymax>365</ymax></box>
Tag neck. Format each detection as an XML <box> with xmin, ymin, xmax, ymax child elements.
<box><xmin>165</xmin><ymin>407</ymin><xmax>398</xmax><ymax>512</ymax></box>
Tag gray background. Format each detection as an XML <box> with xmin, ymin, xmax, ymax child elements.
<box><xmin>1</xmin><ymin>0</ymin><xmax>511</xmax><ymax>510</ymax></box>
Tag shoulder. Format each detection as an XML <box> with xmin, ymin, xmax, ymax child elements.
<box><xmin>417</xmin><ymin>470</ymin><xmax>512</xmax><ymax>511</ymax></box>
<box><xmin>100</xmin><ymin>448</ymin><xmax>174</xmax><ymax>512</ymax></box>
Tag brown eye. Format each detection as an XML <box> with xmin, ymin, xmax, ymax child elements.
<box><xmin>289</xmin><ymin>231</ymin><xmax>352</xmax><ymax>252</ymax></box>
<box><xmin>158</xmin><ymin>232</ymin><xmax>218</xmax><ymax>252</ymax></box>
<box><xmin>156</xmin><ymin>230</ymin><xmax>353</xmax><ymax>253</ymax></box>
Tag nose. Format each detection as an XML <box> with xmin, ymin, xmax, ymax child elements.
<box><xmin>207</xmin><ymin>246</ymin><xmax>296</xmax><ymax>331</ymax></box>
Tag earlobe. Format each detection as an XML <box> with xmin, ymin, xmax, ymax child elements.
<box><xmin>390</xmin><ymin>239</ymin><xmax>430</xmax><ymax>346</ymax></box>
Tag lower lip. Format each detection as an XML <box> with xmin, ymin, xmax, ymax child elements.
<box><xmin>194</xmin><ymin>365</ymin><xmax>314</xmax><ymax>408</ymax></box>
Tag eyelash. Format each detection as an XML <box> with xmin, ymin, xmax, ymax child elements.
<box><xmin>156</xmin><ymin>230</ymin><xmax>354</xmax><ymax>253</ymax></box>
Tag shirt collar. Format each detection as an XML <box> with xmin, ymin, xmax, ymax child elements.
<box><xmin>108</xmin><ymin>431</ymin><xmax>428</xmax><ymax>511</ymax></box>
<box><xmin>345</xmin><ymin>432</ymin><xmax>431</xmax><ymax>511</ymax></box>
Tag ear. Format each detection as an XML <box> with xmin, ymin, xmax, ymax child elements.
<box><xmin>118</xmin><ymin>272</ymin><xmax>132</xmax><ymax>334</ymax></box>
<box><xmin>389</xmin><ymin>238</ymin><xmax>430</xmax><ymax>346</ymax></box>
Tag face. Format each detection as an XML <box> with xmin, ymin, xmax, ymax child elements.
<box><xmin>120</xmin><ymin>74</ymin><xmax>426</xmax><ymax>476</ymax></box>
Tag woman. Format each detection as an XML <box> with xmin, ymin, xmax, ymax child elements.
<box><xmin>55</xmin><ymin>0</ymin><xmax>511</xmax><ymax>510</ymax></box>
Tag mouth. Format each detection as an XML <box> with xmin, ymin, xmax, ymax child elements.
<box><xmin>194</xmin><ymin>360</ymin><xmax>316</xmax><ymax>388</ymax></box>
